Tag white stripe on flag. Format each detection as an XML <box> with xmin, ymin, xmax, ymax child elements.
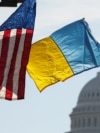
<box><xmin>0</xmin><ymin>31</ymin><xmax>4</xmax><ymax>58</ymax></box>
<box><xmin>2</xmin><ymin>29</ymin><xmax>17</xmax><ymax>88</ymax></box>
<box><xmin>12</xmin><ymin>29</ymin><xmax>26</xmax><ymax>99</ymax></box>
<box><xmin>0</xmin><ymin>87</ymin><xmax>6</xmax><ymax>99</ymax></box>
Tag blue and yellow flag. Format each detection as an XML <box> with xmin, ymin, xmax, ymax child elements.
<box><xmin>27</xmin><ymin>19</ymin><xmax>100</xmax><ymax>91</ymax></box>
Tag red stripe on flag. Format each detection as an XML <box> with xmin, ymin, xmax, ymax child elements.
<box><xmin>18</xmin><ymin>29</ymin><xmax>33</xmax><ymax>99</ymax></box>
<box><xmin>0</xmin><ymin>30</ymin><xmax>10</xmax><ymax>87</ymax></box>
<box><xmin>6</xmin><ymin>29</ymin><xmax>22</xmax><ymax>100</ymax></box>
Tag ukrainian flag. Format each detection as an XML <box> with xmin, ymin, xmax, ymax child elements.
<box><xmin>27</xmin><ymin>19</ymin><xmax>100</xmax><ymax>91</ymax></box>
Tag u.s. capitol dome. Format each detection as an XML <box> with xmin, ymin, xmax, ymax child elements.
<box><xmin>66</xmin><ymin>72</ymin><xmax>100</xmax><ymax>133</ymax></box>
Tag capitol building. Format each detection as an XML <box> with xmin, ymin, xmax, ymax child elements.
<box><xmin>66</xmin><ymin>72</ymin><xmax>100</xmax><ymax>133</ymax></box>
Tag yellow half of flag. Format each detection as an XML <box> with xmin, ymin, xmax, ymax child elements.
<box><xmin>27</xmin><ymin>37</ymin><xmax>73</xmax><ymax>91</ymax></box>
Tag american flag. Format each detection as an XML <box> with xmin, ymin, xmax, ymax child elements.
<box><xmin>0</xmin><ymin>0</ymin><xmax>36</xmax><ymax>100</ymax></box>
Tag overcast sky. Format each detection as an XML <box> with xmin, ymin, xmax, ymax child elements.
<box><xmin>0</xmin><ymin>0</ymin><xmax>100</xmax><ymax>133</ymax></box>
